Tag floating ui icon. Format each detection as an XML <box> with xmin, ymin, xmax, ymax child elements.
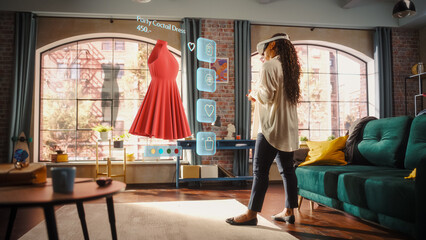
<box><xmin>196</xmin><ymin>37</ymin><xmax>216</xmax><ymax>63</ymax></box>
<box><xmin>196</xmin><ymin>132</ymin><xmax>216</xmax><ymax>156</ymax></box>
<box><xmin>196</xmin><ymin>99</ymin><xmax>216</xmax><ymax>123</ymax></box>
<box><xmin>187</xmin><ymin>42</ymin><xmax>195</xmax><ymax>52</ymax></box>
<box><xmin>197</xmin><ymin>68</ymin><xmax>216</xmax><ymax>92</ymax></box>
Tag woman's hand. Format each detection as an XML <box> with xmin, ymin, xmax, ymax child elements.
<box><xmin>246</xmin><ymin>90</ymin><xmax>256</xmax><ymax>102</ymax></box>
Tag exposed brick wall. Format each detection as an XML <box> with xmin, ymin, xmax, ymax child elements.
<box><xmin>0</xmin><ymin>12</ymin><xmax>15</xmax><ymax>162</ymax></box>
<box><xmin>199</xmin><ymin>19</ymin><xmax>236</xmax><ymax>171</ymax></box>
<box><xmin>392</xmin><ymin>28</ymin><xmax>420</xmax><ymax>116</ymax></box>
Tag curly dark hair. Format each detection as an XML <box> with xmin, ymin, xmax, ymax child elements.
<box><xmin>269</xmin><ymin>33</ymin><xmax>301</xmax><ymax>105</ymax></box>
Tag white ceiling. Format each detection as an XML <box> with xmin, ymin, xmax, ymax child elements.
<box><xmin>0</xmin><ymin>0</ymin><xmax>425</xmax><ymax>29</ymax></box>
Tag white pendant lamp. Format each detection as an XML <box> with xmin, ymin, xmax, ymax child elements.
<box><xmin>392</xmin><ymin>0</ymin><xmax>416</xmax><ymax>18</ymax></box>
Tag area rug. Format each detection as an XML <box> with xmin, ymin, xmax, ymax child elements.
<box><xmin>20</xmin><ymin>199</ymin><xmax>297</xmax><ymax>240</ymax></box>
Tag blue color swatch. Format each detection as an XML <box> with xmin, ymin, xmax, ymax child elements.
<box><xmin>196</xmin><ymin>132</ymin><xmax>216</xmax><ymax>156</ymax></box>
<box><xmin>196</xmin><ymin>38</ymin><xmax>216</xmax><ymax>63</ymax></box>
<box><xmin>197</xmin><ymin>68</ymin><xmax>216</xmax><ymax>92</ymax></box>
<box><xmin>197</xmin><ymin>99</ymin><xmax>216</xmax><ymax>123</ymax></box>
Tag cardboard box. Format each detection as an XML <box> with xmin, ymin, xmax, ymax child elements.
<box><xmin>199</xmin><ymin>165</ymin><xmax>218</xmax><ymax>178</ymax></box>
<box><xmin>0</xmin><ymin>163</ymin><xmax>47</xmax><ymax>186</ymax></box>
<box><xmin>180</xmin><ymin>165</ymin><xmax>200</xmax><ymax>179</ymax></box>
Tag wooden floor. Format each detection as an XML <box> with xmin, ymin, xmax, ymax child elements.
<box><xmin>0</xmin><ymin>182</ymin><xmax>412</xmax><ymax>240</ymax></box>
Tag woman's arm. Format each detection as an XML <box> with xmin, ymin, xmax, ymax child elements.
<box><xmin>249</xmin><ymin>61</ymin><xmax>278</xmax><ymax>105</ymax></box>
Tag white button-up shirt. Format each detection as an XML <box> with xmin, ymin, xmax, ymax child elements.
<box><xmin>250</xmin><ymin>56</ymin><xmax>299</xmax><ymax>152</ymax></box>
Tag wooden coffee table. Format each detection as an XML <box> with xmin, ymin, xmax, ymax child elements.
<box><xmin>0</xmin><ymin>178</ymin><xmax>126</xmax><ymax>240</ymax></box>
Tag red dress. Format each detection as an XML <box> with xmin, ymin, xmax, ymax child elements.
<box><xmin>129</xmin><ymin>40</ymin><xmax>191</xmax><ymax>140</ymax></box>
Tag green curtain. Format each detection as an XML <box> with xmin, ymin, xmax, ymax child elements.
<box><xmin>7</xmin><ymin>12</ymin><xmax>37</xmax><ymax>163</ymax></box>
<box><xmin>233</xmin><ymin>20</ymin><xmax>251</xmax><ymax>176</ymax></box>
<box><xmin>374</xmin><ymin>27</ymin><xmax>393</xmax><ymax>118</ymax></box>
<box><xmin>181</xmin><ymin>18</ymin><xmax>202</xmax><ymax>165</ymax></box>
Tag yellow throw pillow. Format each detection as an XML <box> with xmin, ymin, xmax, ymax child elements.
<box><xmin>299</xmin><ymin>135</ymin><xmax>349</xmax><ymax>167</ymax></box>
<box><xmin>404</xmin><ymin>168</ymin><xmax>416</xmax><ymax>179</ymax></box>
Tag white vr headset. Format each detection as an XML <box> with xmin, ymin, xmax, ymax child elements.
<box><xmin>256</xmin><ymin>35</ymin><xmax>290</xmax><ymax>56</ymax></box>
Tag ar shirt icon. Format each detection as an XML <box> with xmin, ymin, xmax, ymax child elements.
<box><xmin>197</xmin><ymin>68</ymin><xmax>216</xmax><ymax>92</ymax></box>
<box><xmin>196</xmin><ymin>37</ymin><xmax>216</xmax><ymax>63</ymax></box>
<box><xmin>196</xmin><ymin>132</ymin><xmax>216</xmax><ymax>156</ymax></box>
<box><xmin>197</xmin><ymin>99</ymin><xmax>216</xmax><ymax>123</ymax></box>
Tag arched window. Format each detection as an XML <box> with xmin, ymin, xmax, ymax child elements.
<box><xmin>39</xmin><ymin>37</ymin><xmax>181</xmax><ymax>161</ymax></box>
<box><xmin>251</xmin><ymin>44</ymin><xmax>368</xmax><ymax>141</ymax></box>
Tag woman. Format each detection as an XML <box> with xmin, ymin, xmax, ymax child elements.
<box><xmin>226</xmin><ymin>33</ymin><xmax>301</xmax><ymax>225</ymax></box>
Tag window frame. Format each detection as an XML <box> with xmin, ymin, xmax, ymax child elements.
<box><xmin>250</xmin><ymin>40</ymin><xmax>376</xmax><ymax>141</ymax></box>
<box><xmin>34</xmin><ymin>33</ymin><xmax>182</xmax><ymax>162</ymax></box>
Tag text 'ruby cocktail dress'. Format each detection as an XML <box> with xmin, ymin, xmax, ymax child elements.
<box><xmin>129</xmin><ymin>40</ymin><xmax>191</xmax><ymax>140</ymax></box>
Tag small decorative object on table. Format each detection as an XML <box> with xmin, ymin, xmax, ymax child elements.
<box><xmin>224</xmin><ymin>123</ymin><xmax>235</xmax><ymax>140</ymax></box>
<box><xmin>12</xmin><ymin>132</ymin><xmax>31</xmax><ymax>169</ymax></box>
<box><xmin>96</xmin><ymin>177</ymin><xmax>113</xmax><ymax>187</ymax></box>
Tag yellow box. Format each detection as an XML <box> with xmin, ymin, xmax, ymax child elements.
<box><xmin>0</xmin><ymin>163</ymin><xmax>47</xmax><ymax>186</ymax></box>
<box><xmin>56</xmin><ymin>154</ymin><xmax>68</xmax><ymax>162</ymax></box>
<box><xmin>180</xmin><ymin>165</ymin><xmax>200</xmax><ymax>179</ymax></box>
<box><xmin>199</xmin><ymin>165</ymin><xmax>218</xmax><ymax>178</ymax></box>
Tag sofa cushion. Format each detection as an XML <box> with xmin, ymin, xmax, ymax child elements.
<box><xmin>299</xmin><ymin>135</ymin><xmax>348</xmax><ymax>167</ymax></box>
<box><xmin>337</xmin><ymin>170</ymin><xmax>415</xmax><ymax>222</ymax></box>
<box><xmin>405</xmin><ymin>115</ymin><xmax>426</xmax><ymax>170</ymax></box>
<box><xmin>358</xmin><ymin>116</ymin><xmax>412</xmax><ymax>168</ymax></box>
<box><xmin>295</xmin><ymin>165</ymin><xmax>393</xmax><ymax>199</ymax></box>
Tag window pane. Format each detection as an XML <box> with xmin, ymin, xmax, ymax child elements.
<box><xmin>76</xmin><ymin>130</ymin><xmax>97</xmax><ymax>161</ymax></box>
<box><xmin>114</xmin><ymin>40</ymin><xmax>125</xmax><ymax>51</ymax></box>
<box><xmin>117</xmin><ymin>69</ymin><xmax>149</xmax><ymax>99</ymax></box>
<box><xmin>42</xmin><ymin>43</ymin><xmax>78</xmax><ymax>69</ymax></box>
<box><xmin>338</xmin><ymin>52</ymin><xmax>366</xmax><ymax>75</ymax></box>
<box><xmin>295</xmin><ymin>45</ymin><xmax>308</xmax><ymax>72</ymax></box>
<box><xmin>299</xmin><ymin>73</ymin><xmax>309</xmax><ymax>101</ymax></box>
<box><xmin>40</xmin><ymin>130</ymin><xmax>76</xmax><ymax>161</ymax></box>
<box><xmin>297</xmin><ymin>102</ymin><xmax>310</xmax><ymax>129</ymax></box>
<box><xmin>78</xmin><ymin>68</ymin><xmax>102</xmax><ymax>99</ymax></box>
<box><xmin>339</xmin><ymin>102</ymin><xmax>368</xmax><ymax>131</ymax></box>
<box><xmin>309</xmin><ymin>130</ymin><xmax>333</xmax><ymax>141</ymax></box>
<box><xmin>40</xmin><ymin>100</ymin><xmax>76</xmax><ymax>130</ymax></box>
<box><xmin>308</xmin><ymin>73</ymin><xmax>338</xmax><ymax>101</ymax></box>
<box><xmin>114</xmin><ymin>40</ymin><xmax>148</xmax><ymax>70</ymax></box>
<box><xmin>77</xmin><ymin>100</ymin><xmax>112</xmax><ymax>129</ymax></box>
<box><xmin>112</xmin><ymin>100</ymin><xmax>142</xmax><ymax>130</ymax></box>
<box><xmin>310</xmin><ymin>102</ymin><xmax>333</xmax><ymax>131</ymax></box>
<box><xmin>338</xmin><ymin>74</ymin><xmax>366</xmax><ymax>102</ymax></box>
<box><xmin>41</xmin><ymin>69</ymin><xmax>76</xmax><ymax>99</ymax></box>
<box><xmin>308</xmin><ymin>46</ymin><xmax>337</xmax><ymax>74</ymax></box>
<box><xmin>78</xmin><ymin>39</ymin><xmax>113</xmax><ymax>69</ymax></box>
<box><xmin>251</xmin><ymin>54</ymin><xmax>263</xmax><ymax>72</ymax></box>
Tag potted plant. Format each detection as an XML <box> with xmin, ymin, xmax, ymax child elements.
<box><xmin>299</xmin><ymin>136</ymin><xmax>308</xmax><ymax>145</ymax></box>
<box><xmin>113</xmin><ymin>131</ymin><xmax>130</xmax><ymax>148</ymax></box>
<box><xmin>327</xmin><ymin>135</ymin><xmax>336</xmax><ymax>141</ymax></box>
<box><xmin>92</xmin><ymin>124</ymin><xmax>113</xmax><ymax>141</ymax></box>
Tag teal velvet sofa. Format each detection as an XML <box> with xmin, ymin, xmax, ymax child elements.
<box><xmin>295</xmin><ymin>115</ymin><xmax>426</xmax><ymax>239</ymax></box>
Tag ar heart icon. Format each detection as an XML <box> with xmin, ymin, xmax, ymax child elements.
<box><xmin>187</xmin><ymin>42</ymin><xmax>195</xmax><ymax>52</ymax></box>
<box><xmin>204</xmin><ymin>104</ymin><xmax>215</xmax><ymax>117</ymax></box>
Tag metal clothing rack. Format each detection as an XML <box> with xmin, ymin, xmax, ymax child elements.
<box><xmin>405</xmin><ymin>72</ymin><xmax>425</xmax><ymax>116</ymax></box>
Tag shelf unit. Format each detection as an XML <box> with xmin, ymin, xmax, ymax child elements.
<box><xmin>175</xmin><ymin>139</ymin><xmax>255</xmax><ymax>188</ymax></box>
<box><xmin>405</xmin><ymin>72</ymin><xmax>425</xmax><ymax>116</ymax></box>
<box><xmin>95</xmin><ymin>139</ymin><xmax>127</xmax><ymax>183</ymax></box>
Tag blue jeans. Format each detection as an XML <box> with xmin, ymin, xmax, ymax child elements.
<box><xmin>248</xmin><ymin>133</ymin><xmax>298</xmax><ymax>212</ymax></box>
